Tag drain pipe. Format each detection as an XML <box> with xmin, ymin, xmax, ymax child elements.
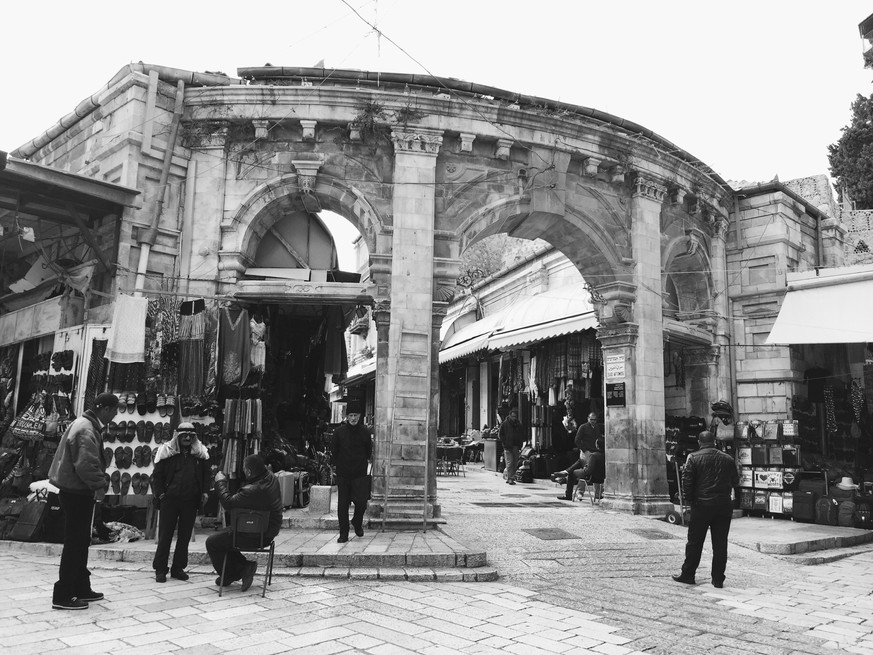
<box><xmin>134</xmin><ymin>80</ymin><xmax>185</xmax><ymax>294</ymax></box>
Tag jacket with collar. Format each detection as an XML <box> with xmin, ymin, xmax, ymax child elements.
<box><xmin>331</xmin><ymin>421</ymin><xmax>372</xmax><ymax>479</ymax></box>
<box><xmin>681</xmin><ymin>446</ymin><xmax>739</xmax><ymax>506</ymax></box>
<box><xmin>48</xmin><ymin>410</ymin><xmax>106</xmax><ymax>497</ymax></box>
<box><xmin>215</xmin><ymin>470</ymin><xmax>283</xmax><ymax>541</ymax></box>
<box><xmin>498</xmin><ymin>418</ymin><xmax>525</xmax><ymax>449</ymax></box>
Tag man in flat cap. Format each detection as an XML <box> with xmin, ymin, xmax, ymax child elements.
<box><xmin>48</xmin><ymin>392</ymin><xmax>119</xmax><ymax>610</ymax></box>
<box><xmin>672</xmin><ymin>430</ymin><xmax>739</xmax><ymax>588</ymax></box>
<box><xmin>330</xmin><ymin>399</ymin><xmax>372</xmax><ymax>543</ymax></box>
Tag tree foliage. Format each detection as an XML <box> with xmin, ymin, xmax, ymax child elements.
<box><xmin>828</xmin><ymin>93</ymin><xmax>873</xmax><ymax>209</ymax></box>
<box><xmin>461</xmin><ymin>234</ymin><xmax>509</xmax><ymax>279</ymax></box>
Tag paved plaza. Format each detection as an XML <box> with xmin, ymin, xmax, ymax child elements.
<box><xmin>2</xmin><ymin>467</ymin><xmax>873</xmax><ymax>654</ymax></box>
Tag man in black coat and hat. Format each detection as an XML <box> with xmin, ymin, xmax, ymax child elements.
<box><xmin>331</xmin><ymin>399</ymin><xmax>372</xmax><ymax>543</ymax></box>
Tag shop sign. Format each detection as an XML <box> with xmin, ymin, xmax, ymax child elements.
<box><xmin>605</xmin><ymin>382</ymin><xmax>626</xmax><ymax>407</ymax></box>
<box><xmin>605</xmin><ymin>354</ymin><xmax>626</xmax><ymax>380</ymax></box>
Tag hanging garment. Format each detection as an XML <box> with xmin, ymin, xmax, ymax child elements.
<box><xmin>203</xmin><ymin>305</ymin><xmax>220</xmax><ymax>399</ymax></box>
<box><xmin>250</xmin><ymin>318</ymin><xmax>266</xmax><ymax>372</ymax></box>
<box><xmin>106</xmin><ymin>295</ymin><xmax>149</xmax><ymax>363</ymax></box>
<box><xmin>179</xmin><ymin>300</ymin><xmax>207</xmax><ymax>396</ymax></box>
<box><xmin>83</xmin><ymin>340</ymin><xmax>108</xmax><ymax>412</ymax></box>
<box><xmin>219</xmin><ymin>307</ymin><xmax>251</xmax><ymax>388</ymax></box>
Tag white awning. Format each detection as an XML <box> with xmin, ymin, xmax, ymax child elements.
<box><xmin>439</xmin><ymin>282</ymin><xmax>596</xmax><ymax>362</ymax></box>
<box><xmin>766</xmin><ymin>270</ymin><xmax>873</xmax><ymax>344</ymax></box>
<box><xmin>439</xmin><ymin>311</ymin><xmax>505</xmax><ymax>363</ymax></box>
<box><xmin>342</xmin><ymin>358</ymin><xmax>376</xmax><ymax>386</ymax></box>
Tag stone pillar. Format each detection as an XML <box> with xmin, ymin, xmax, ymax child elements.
<box><xmin>710</xmin><ymin>217</ymin><xmax>732</xmax><ymax>405</ymax></box>
<box><xmin>191</xmin><ymin>122</ymin><xmax>229</xmax><ymax>297</ymax></box>
<box><xmin>369</xmin><ymin>128</ymin><xmax>443</xmax><ymax>525</ymax></box>
<box><xmin>598</xmin><ymin>176</ymin><xmax>672</xmax><ymax>515</ymax></box>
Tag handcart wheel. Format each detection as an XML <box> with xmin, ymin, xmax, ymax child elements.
<box><xmin>665</xmin><ymin>510</ymin><xmax>682</xmax><ymax>525</ymax></box>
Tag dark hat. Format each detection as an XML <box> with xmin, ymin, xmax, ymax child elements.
<box><xmin>346</xmin><ymin>399</ymin><xmax>364</xmax><ymax>415</ymax></box>
<box><xmin>94</xmin><ymin>392</ymin><xmax>119</xmax><ymax>408</ymax></box>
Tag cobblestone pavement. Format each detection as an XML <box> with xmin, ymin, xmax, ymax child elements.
<box><xmin>2</xmin><ymin>467</ymin><xmax>872</xmax><ymax>654</ymax></box>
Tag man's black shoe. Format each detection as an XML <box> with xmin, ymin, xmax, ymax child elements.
<box><xmin>712</xmin><ymin>580</ymin><xmax>724</xmax><ymax>588</ymax></box>
<box><xmin>672</xmin><ymin>575</ymin><xmax>696</xmax><ymax>585</ymax></box>
<box><xmin>156</xmin><ymin>572</ymin><xmax>167</xmax><ymax>583</ymax></box>
<box><xmin>337</xmin><ymin>535</ymin><xmax>349</xmax><ymax>543</ymax></box>
<box><xmin>77</xmin><ymin>590</ymin><xmax>104</xmax><ymax>602</ymax></box>
<box><xmin>353</xmin><ymin>523</ymin><xmax>364</xmax><ymax>537</ymax></box>
<box><xmin>52</xmin><ymin>598</ymin><xmax>89</xmax><ymax>610</ymax></box>
<box><xmin>240</xmin><ymin>561</ymin><xmax>257</xmax><ymax>592</ymax></box>
<box><xmin>557</xmin><ymin>496</ymin><xmax>573</xmax><ymax>501</ymax></box>
<box><xmin>171</xmin><ymin>570</ymin><xmax>189</xmax><ymax>581</ymax></box>
<box><xmin>215</xmin><ymin>576</ymin><xmax>236</xmax><ymax>587</ymax></box>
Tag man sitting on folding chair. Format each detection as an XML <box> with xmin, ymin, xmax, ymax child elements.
<box><xmin>207</xmin><ymin>454</ymin><xmax>283</xmax><ymax>592</ymax></box>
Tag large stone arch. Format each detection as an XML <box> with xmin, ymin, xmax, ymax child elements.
<box><xmin>221</xmin><ymin>172</ymin><xmax>388</xmax><ymax>270</ymax></box>
<box><xmin>456</xmin><ymin>195</ymin><xmax>628</xmax><ymax>286</ymax></box>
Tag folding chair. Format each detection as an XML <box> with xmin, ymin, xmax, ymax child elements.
<box><xmin>219</xmin><ymin>509</ymin><xmax>275</xmax><ymax>598</ymax></box>
<box><xmin>444</xmin><ymin>447</ymin><xmax>464</xmax><ymax>476</ymax></box>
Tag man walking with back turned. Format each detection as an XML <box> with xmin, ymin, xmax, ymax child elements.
<box><xmin>672</xmin><ymin>430</ymin><xmax>739</xmax><ymax>588</ymax></box>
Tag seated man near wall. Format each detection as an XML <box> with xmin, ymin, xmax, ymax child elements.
<box><xmin>557</xmin><ymin>438</ymin><xmax>605</xmax><ymax>501</ymax></box>
<box><xmin>207</xmin><ymin>454</ymin><xmax>283</xmax><ymax>591</ymax></box>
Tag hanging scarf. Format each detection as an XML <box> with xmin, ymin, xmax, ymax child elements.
<box><xmin>153</xmin><ymin>432</ymin><xmax>210</xmax><ymax>463</ymax></box>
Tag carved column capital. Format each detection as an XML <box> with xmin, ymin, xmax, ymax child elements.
<box><xmin>633</xmin><ymin>175</ymin><xmax>667</xmax><ymax>202</ymax></box>
<box><xmin>589</xmin><ymin>281</ymin><xmax>636</xmax><ymax>326</ymax></box>
<box><xmin>373</xmin><ymin>300</ymin><xmax>391</xmax><ymax>342</ymax></box>
<box><xmin>195</xmin><ymin>121</ymin><xmax>231</xmax><ymax>150</ymax></box>
<box><xmin>682</xmin><ymin>345</ymin><xmax>721</xmax><ymax>367</ymax></box>
<box><xmin>391</xmin><ymin>128</ymin><xmax>444</xmax><ymax>155</ymax></box>
<box><xmin>712</xmin><ymin>216</ymin><xmax>730</xmax><ymax>240</ymax></box>
<box><xmin>596</xmin><ymin>323</ymin><xmax>639</xmax><ymax>350</ymax></box>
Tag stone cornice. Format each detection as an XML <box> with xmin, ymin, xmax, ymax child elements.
<box><xmin>633</xmin><ymin>175</ymin><xmax>667</xmax><ymax>202</ymax></box>
<box><xmin>596</xmin><ymin>323</ymin><xmax>639</xmax><ymax>349</ymax></box>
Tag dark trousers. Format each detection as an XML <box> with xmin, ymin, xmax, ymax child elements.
<box><xmin>53</xmin><ymin>492</ymin><xmax>94</xmax><ymax>602</ymax></box>
<box><xmin>681</xmin><ymin>502</ymin><xmax>733</xmax><ymax>583</ymax></box>
<box><xmin>205</xmin><ymin>528</ymin><xmax>262</xmax><ymax>582</ymax></box>
<box><xmin>336</xmin><ymin>475</ymin><xmax>368</xmax><ymax>538</ymax></box>
<box><xmin>152</xmin><ymin>497</ymin><xmax>198</xmax><ymax>574</ymax></box>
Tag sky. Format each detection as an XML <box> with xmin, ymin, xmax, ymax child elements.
<box><xmin>2</xmin><ymin>1</ymin><xmax>871</xmax><ymax>265</ymax></box>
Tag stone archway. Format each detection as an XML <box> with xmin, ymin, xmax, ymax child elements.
<box><xmin>172</xmin><ymin>67</ymin><xmax>735</xmax><ymax>518</ymax></box>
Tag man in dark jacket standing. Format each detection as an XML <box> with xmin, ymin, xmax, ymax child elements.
<box><xmin>208</xmin><ymin>454</ymin><xmax>283</xmax><ymax>591</ymax></box>
<box><xmin>151</xmin><ymin>422</ymin><xmax>211</xmax><ymax>583</ymax></box>
<box><xmin>48</xmin><ymin>392</ymin><xmax>118</xmax><ymax>610</ymax></box>
<box><xmin>673</xmin><ymin>431</ymin><xmax>739</xmax><ymax>588</ymax></box>
<box><xmin>331</xmin><ymin>400</ymin><xmax>372</xmax><ymax>543</ymax></box>
<box><xmin>498</xmin><ymin>408</ymin><xmax>525</xmax><ymax>485</ymax></box>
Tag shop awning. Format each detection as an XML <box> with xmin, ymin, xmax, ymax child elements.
<box><xmin>439</xmin><ymin>281</ymin><xmax>596</xmax><ymax>362</ymax></box>
<box><xmin>342</xmin><ymin>358</ymin><xmax>376</xmax><ymax>386</ymax></box>
<box><xmin>766</xmin><ymin>268</ymin><xmax>873</xmax><ymax>344</ymax></box>
<box><xmin>439</xmin><ymin>311</ymin><xmax>505</xmax><ymax>363</ymax></box>
<box><xmin>488</xmin><ymin>284</ymin><xmax>596</xmax><ymax>350</ymax></box>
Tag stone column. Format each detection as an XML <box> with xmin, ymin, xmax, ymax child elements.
<box><xmin>369</xmin><ymin>128</ymin><xmax>443</xmax><ymax>525</ymax></box>
<box><xmin>710</xmin><ymin>217</ymin><xmax>732</xmax><ymax>404</ymax></box>
<box><xmin>190</xmin><ymin>122</ymin><xmax>229</xmax><ymax>297</ymax></box>
<box><xmin>599</xmin><ymin>176</ymin><xmax>672</xmax><ymax>515</ymax></box>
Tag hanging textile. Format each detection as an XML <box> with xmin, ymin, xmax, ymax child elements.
<box><xmin>106</xmin><ymin>295</ymin><xmax>149</xmax><ymax>363</ymax></box>
<box><xmin>250</xmin><ymin>316</ymin><xmax>266</xmax><ymax>372</ymax></box>
<box><xmin>83</xmin><ymin>340</ymin><xmax>108</xmax><ymax>411</ymax></box>
<box><xmin>179</xmin><ymin>299</ymin><xmax>206</xmax><ymax>395</ymax></box>
<box><xmin>203</xmin><ymin>305</ymin><xmax>220</xmax><ymax>399</ymax></box>
<box><xmin>550</xmin><ymin>337</ymin><xmax>568</xmax><ymax>382</ymax></box>
<box><xmin>218</xmin><ymin>307</ymin><xmax>251</xmax><ymax>388</ymax></box>
<box><xmin>567</xmin><ymin>333</ymin><xmax>587</xmax><ymax>380</ymax></box>
<box><xmin>220</xmin><ymin>398</ymin><xmax>263</xmax><ymax>478</ymax></box>
<box><xmin>323</xmin><ymin>307</ymin><xmax>347</xmax><ymax>376</ymax></box>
